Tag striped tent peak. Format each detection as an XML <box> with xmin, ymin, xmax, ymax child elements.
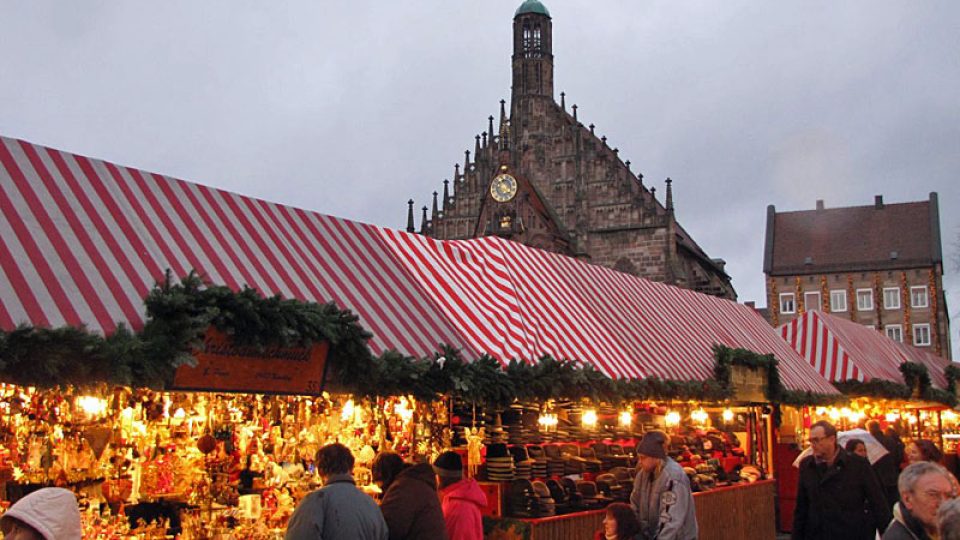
<box><xmin>780</xmin><ymin>311</ymin><xmax>951</xmax><ymax>389</ymax></box>
<box><xmin>0</xmin><ymin>135</ymin><xmax>478</xmax><ymax>360</ymax></box>
<box><xmin>781</xmin><ymin>312</ymin><xmax>863</xmax><ymax>382</ymax></box>
<box><xmin>380</xmin><ymin>231</ymin><xmax>837</xmax><ymax>394</ymax></box>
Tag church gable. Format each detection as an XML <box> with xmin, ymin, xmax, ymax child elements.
<box><xmin>408</xmin><ymin>2</ymin><xmax>735</xmax><ymax>300</ymax></box>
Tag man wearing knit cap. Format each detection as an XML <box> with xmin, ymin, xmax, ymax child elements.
<box><xmin>0</xmin><ymin>487</ymin><xmax>82</xmax><ymax>540</ymax></box>
<box><xmin>630</xmin><ymin>430</ymin><xmax>698</xmax><ymax>540</ymax></box>
<box><xmin>434</xmin><ymin>450</ymin><xmax>487</xmax><ymax>540</ymax></box>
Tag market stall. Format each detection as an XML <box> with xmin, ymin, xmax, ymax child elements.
<box><xmin>776</xmin><ymin>310</ymin><xmax>958</xmax><ymax>531</ymax></box>
<box><xmin>0</xmin><ymin>134</ymin><xmax>843</xmax><ymax>538</ymax></box>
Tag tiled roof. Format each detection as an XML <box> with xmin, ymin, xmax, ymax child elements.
<box><xmin>764</xmin><ymin>196</ymin><xmax>940</xmax><ymax>275</ymax></box>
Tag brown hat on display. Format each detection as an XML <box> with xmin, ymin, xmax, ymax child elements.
<box><xmin>636</xmin><ymin>430</ymin><xmax>667</xmax><ymax>460</ymax></box>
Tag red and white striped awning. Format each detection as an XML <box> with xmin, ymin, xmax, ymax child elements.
<box><xmin>780</xmin><ymin>310</ymin><xmax>949</xmax><ymax>388</ymax></box>
<box><xmin>384</xmin><ymin>230</ymin><xmax>836</xmax><ymax>393</ymax></box>
<box><xmin>0</xmin><ymin>135</ymin><xmax>837</xmax><ymax>394</ymax></box>
<box><xmin>0</xmin><ymin>135</ymin><xmax>476</xmax><ymax>359</ymax></box>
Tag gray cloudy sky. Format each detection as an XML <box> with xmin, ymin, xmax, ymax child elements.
<box><xmin>1</xmin><ymin>1</ymin><xmax>958</xmax><ymax>358</ymax></box>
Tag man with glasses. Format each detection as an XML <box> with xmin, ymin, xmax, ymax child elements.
<box><xmin>883</xmin><ymin>461</ymin><xmax>955</xmax><ymax>539</ymax></box>
<box><xmin>792</xmin><ymin>420</ymin><xmax>891</xmax><ymax>540</ymax></box>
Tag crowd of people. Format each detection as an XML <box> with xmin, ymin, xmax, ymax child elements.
<box><xmin>792</xmin><ymin>420</ymin><xmax>960</xmax><ymax>540</ymax></box>
<box><xmin>4</xmin><ymin>422</ymin><xmax>959</xmax><ymax>539</ymax></box>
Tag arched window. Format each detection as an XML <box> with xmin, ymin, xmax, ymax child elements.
<box><xmin>522</xmin><ymin>23</ymin><xmax>542</xmax><ymax>58</ymax></box>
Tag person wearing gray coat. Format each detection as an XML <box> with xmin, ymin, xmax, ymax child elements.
<box><xmin>630</xmin><ymin>431</ymin><xmax>698</xmax><ymax>540</ymax></box>
<box><xmin>285</xmin><ymin>443</ymin><xmax>388</xmax><ymax>540</ymax></box>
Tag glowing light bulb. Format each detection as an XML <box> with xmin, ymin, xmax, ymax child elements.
<box><xmin>582</xmin><ymin>409</ymin><xmax>598</xmax><ymax>428</ymax></box>
<box><xmin>827</xmin><ymin>408</ymin><xmax>841</xmax><ymax>421</ymax></box>
<box><xmin>885</xmin><ymin>412</ymin><xmax>898</xmax><ymax>423</ymax></box>
<box><xmin>691</xmin><ymin>409</ymin><xmax>709</xmax><ymax>425</ymax></box>
<box><xmin>619</xmin><ymin>411</ymin><xmax>633</xmax><ymax>427</ymax></box>
<box><xmin>943</xmin><ymin>410</ymin><xmax>958</xmax><ymax>423</ymax></box>
<box><xmin>77</xmin><ymin>396</ymin><xmax>107</xmax><ymax>418</ymax></box>
<box><xmin>341</xmin><ymin>399</ymin><xmax>355</xmax><ymax>422</ymax></box>
<box><xmin>722</xmin><ymin>409</ymin><xmax>734</xmax><ymax>422</ymax></box>
<box><xmin>665</xmin><ymin>411</ymin><xmax>681</xmax><ymax>427</ymax></box>
<box><xmin>538</xmin><ymin>414</ymin><xmax>558</xmax><ymax>430</ymax></box>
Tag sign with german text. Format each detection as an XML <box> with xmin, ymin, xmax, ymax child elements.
<box><xmin>173</xmin><ymin>330</ymin><xmax>329</xmax><ymax>395</ymax></box>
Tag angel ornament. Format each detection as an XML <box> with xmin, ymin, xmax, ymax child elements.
<box><xmin>464</xmin><ymin>427</ymin><xmax>485</xmax><ymax>478</ymax></box>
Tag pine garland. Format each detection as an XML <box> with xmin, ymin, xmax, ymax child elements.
<box><xmin>0</xmin><ymin>270</ymin><xmax>853</xmax><ymax>406</ymax></box>
<box><xmin>831</xmin><ymin>362</ymin><xmax>956</xmax><ymax>407</ymax></box>
<box><xmin>0</xmin><ymin>271</ymin><xmax>374</xmax><ymax>390</ymax></box>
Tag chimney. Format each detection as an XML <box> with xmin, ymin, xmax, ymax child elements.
<box><xmin>816</xmin><ymin>199</ymin><xmax>824</xmax><ymax>211</ymax></box>
<box><xmin>875</xmin><ymin>195</ymin><xmax>884</xmax><ymax>209</ymax></box>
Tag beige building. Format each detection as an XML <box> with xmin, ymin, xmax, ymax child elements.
<box><xmin>405</xmin><ymin>0</ymin><xmax>735</xmax><ymax>299</ymax></box>
<box><xmin>763</xmin><ymin>194</ymin><xmax>951</xmax><ymax>359</ymax></box>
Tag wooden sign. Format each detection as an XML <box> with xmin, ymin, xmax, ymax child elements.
<box><xmin>173</xmin><ymin>330</ymin><xmax>329</xmax><ymax>395</ymax></box>
<box><xmin>730</xmin><ymin>364</ymin><xmax>769</xmax><ymax>403</ymax></box>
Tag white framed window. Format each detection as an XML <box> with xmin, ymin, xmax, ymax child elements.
<box><xmin>883</xmin><ymin>288</ymin><xmax>901</xmax><ymax>310</ymax></box>
<box><xmin>830</xmin><ymin>290</ymin><xmax>847</xmax><ymax>312</ymax></box>
<box><xmin>779</xmin><ymin>293</ymin><xmax>796</xmax><ymax>314</ymax></box>
<box><xmin>883</xmin><ymin>287</ymin><xmax>900</xmax><ymax>309</ymax></box>
<box><xmin>804</xmin><ymin>292</ymin><xmax>822</xmax><ymax>312</ymax></box>
<box><xmin>913</xmin><ymin>324</ymin><xmax>931</xmax><ymax>346</ymax></box>
<box><xmin>910</xmin><ymin>286</ymin><xmax>929</xmax><ymax>308</ymax></box>
<box><xmin>856</xmin><ymin>289</ymin><xmax>874</xmax><ymax>311</ymax></box>
<box><xmin>885</xmin><ymin>324</ymin><xmax>903</xmax><ymax>342</ymax></box>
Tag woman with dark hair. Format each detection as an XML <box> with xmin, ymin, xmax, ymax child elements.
<box><xmin>373</xmin><ymin>452</ymin><xmax>448</xmax><ymax>540</ymax></box>
<box><xmin>594</xmin><ymin>502</ymin><xmax>642</xmax><ymax>540</ymax></box>
<box><xmin>905</xmin><ymin>439</ymin><xmax>959</xmax><ymax>495</ymax></box>
<box><xmin>845</xmin><ymin>438</ymin><xmax>868</xmax><ymax>460</ymax></box>
<box><xmin>907</xmin><ymin>439</ymin><xmax>943</xmax><ymax>464</ymax></box>
<box><xmin>371</xmin><ymin>452</ymin><xmax>407</xmax><ymax>494</ymax></box>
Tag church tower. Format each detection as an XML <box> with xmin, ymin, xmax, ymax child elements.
<box><xmin>408</xmin><ymin>1</ymin><xmax>737</xmax><ymax>299</ymax></box>
<box><xmin>512</xmin><ymin>1</ymin><xmax>553</xmax><ymax>101</ymax></box>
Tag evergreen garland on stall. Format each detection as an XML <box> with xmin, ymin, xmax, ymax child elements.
<box><xmin>0</xmin><ymin>270</ymin><xmax>853</xmax><ymax>406</ymax></box>
<box><xmin>946</xmin><ymin>364</ymin><xmax>960</xmax><ymax>397</ymax></box>
<box><xmin>0</xmin><ymin>271</ymin><xmax>374</xmax><ymax>390</ymax></box>
<box><xmin>830</xmin><ymin>362</ymin><xmax>956</xmax><ymax>407</ymax></box>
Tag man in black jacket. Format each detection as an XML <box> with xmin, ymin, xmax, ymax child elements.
<box><xmin>793</xmin><ymin>420</ymin><xmax>892</xmax><ymax>540</ymax></box>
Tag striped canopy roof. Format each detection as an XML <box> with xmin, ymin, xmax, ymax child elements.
<box><xmin>0</xmin><ymin>135</ymin><xmax>837</xmax><ymax>394</ymax></box>
<box><xmin>780</xmin><ymin>310</ymin><xmax>950</xmax><ymax>389</ymax></box>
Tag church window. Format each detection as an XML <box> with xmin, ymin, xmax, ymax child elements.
<box><xmin>522</xmin><ymin>24</ymin><xmax>542</xmax><ymax>58</ymax></box>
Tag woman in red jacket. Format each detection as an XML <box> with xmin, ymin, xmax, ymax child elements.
<box><xmin>434</xmin><ymin>451</ymin><xmax>487</xmax><ymax>540</ymax></box>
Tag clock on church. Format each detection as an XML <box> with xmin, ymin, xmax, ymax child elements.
<box><xmin>490</xmin><ymin>173</ymin><xmax>518</xmax><ymax>202</ymax></box>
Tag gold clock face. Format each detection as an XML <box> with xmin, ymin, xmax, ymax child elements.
<box><xmin>490</xmin><ymin>173</ymin><xmax>518</xmax><ymax>202</ymax></box>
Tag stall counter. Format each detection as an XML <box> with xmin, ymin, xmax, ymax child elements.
<box><xmin>484</xmin><ymin>480</ymin><xmax>776</xmax><ymax>540</ymax></box>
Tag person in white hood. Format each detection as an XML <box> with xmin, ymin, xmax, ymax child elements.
<box><xmin>0</xmin><ymin>487</ymin><xmax>82</xmax><ymax>540</ymax></box>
